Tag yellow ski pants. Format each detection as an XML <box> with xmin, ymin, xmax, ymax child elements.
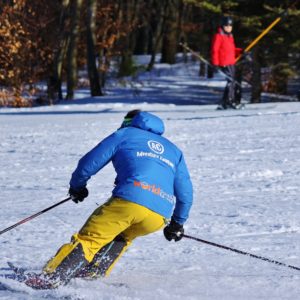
<box><xmin>44</xmin><ymin>197</ymin><xmax>166</xmax><ymax>276</ymax></box>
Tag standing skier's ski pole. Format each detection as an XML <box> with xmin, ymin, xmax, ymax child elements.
<box><xmin>183</xmin><ymin>234</ymin><xmax>300</xmax><ymax>271</ymax></box>
<box><xmin>179</xmin><ymin>42</ymin><xmax>244</xmax><ymax>88</ymax></box>
<box><xmin>0</xmin><ymin>197</ymin><xmax>72</xmax><ymax>236</ymax></box>
<box><xmin>235</xmin><ymin>17</ymin><xmax>282</xmax><ymax>63</ymax></box>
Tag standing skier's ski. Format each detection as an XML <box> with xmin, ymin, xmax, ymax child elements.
<box><xmin>216</xmin><ymin>103</ymin><xmax>246</xmax><ymax>110</ymax></box>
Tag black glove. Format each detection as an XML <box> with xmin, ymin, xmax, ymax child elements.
<box><xmin>163</xmin><ymin>218</ymin><xmax>184</xmax><ymax>242</ymax></box>
<box><xmin>69</xmin><ymin>187</ymin><xmax>89</xmax><ymax>203</ymax></box>
<box><xmin>240</xmin><ymin>51</ymin><xmax>252</xmax><ymax>63</ymax></box>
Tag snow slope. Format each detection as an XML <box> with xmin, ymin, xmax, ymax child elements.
<box><xmin>1</xmin><ymin>60</ymin><xmax>300</xmax><ymax>299</ymax></box>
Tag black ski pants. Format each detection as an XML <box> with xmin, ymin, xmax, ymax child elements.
<box><xmin>220</xmin><ymin>65</ymin><xmax>236</xmax><ymax>107</ymax></box>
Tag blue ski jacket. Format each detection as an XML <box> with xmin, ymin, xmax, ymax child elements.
<box><xmin>70</xmin><ymin>112</ymin><xmax>193</xmax><ymax>224</ymax></box>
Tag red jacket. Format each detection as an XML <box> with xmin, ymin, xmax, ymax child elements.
<box><xmin>211</xmin><ymin>27</ymin><xmax>242</xmax><ymax>66</ymax></box>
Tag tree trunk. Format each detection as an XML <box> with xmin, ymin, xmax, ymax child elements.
<box><xmin>199</xmin><ymin>61</ymin><xmax>206</xmax><ymax>77</ymax></box>
<box><xmin>161</xmin><ymin>0</ymin><xmax>180</xmax><ymax>64</ymax></box>
<box><xmin>47</xmin><ymin>0</ymin><xmax>70</xmax><ymax>101</ymax></box>
<box><xmin>135</xmin><ymin>25</ymin><xmax>150</xmax><ymax>55</ymax></box>
<box><xmin>86</xmin><ymin>0</ymin><xmax>102</xmax><ymax>96</ymax></box>
<box><xmin>65</xmin><ymin>0</ymin><xmax>83</xmax><ymax>100</ymax></box>
<box><xmin>251</xmin><ymin>47</ymin><xmax>262</xmax><ymax>103</ymax></box>
<box><xmin>134</xmin><ymin>0</ymin><xmax>152</xmax><ymax>55</ymax></box>
<box><xmin>118</xmin><ymin>0</ymin><xmax>141</xmax><ymax>77</ymax></box>
<box><xmin>147</xmin><ymin>0</ymin><xmax>166</xmax><ymax>71</ymax></box>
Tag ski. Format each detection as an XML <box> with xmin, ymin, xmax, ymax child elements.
<box><xmin>0</xmin><ymin>264</ymin><xmax>28</xmax><ymax>293</ymax></box>
<box><xmin>235</xmin><ymin>103</ymin><xmax>246</xmax><ymax>110</ymax></box>
<box><xmin>216</xmin><ymin>103</ymin><xmax>246</xmax><ymax>110</ymax></box>
<box><xmin>3</xmin><ymin>262</ymin><xmax>57</xmax><ymax>290</ymax></box>
<box><xmin>0</xmin><ymin>262</ymin><xmax>26</xmax><ymax>282</ymax></box>
<box><xmin>7</xmin><ymin>261</ymin><xmax>27</xmax><ymax>278</ymax></box>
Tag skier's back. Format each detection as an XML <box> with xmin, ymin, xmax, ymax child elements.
<box><xmin>25</xmin><ymin>110</ymin><xmax>193</xmax><ymax>289</ymax></box>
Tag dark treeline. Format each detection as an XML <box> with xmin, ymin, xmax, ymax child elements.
<box><xmin>0</xmin><ymin>0</ymin><xmax>299</xmax><ymax>106</ymax></box>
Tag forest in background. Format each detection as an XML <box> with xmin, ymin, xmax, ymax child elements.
<box><xmin>0</xmin><ymin>0</ymin><xmax>299</xmax><ymax>107</ymax></box>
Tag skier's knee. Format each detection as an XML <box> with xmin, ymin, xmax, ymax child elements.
<box><xmin>75</xmin><ymin>234</ymin><xmax>128</xmax><ymax>278</ymax></box>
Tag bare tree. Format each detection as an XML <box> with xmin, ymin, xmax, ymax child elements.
<box><xmin>118</xmin><ymin>0</ymin><xmax>141</xmax><ymax>77</ymax></box>
<box><xmin>86</xmin><ymin>0</ymin><xmax>102</xmax><ymax>96</ymax></box>
<box><xmin>65</xmin><ymin>0</ymin><xmax>83</xmax><ymax>100</ymax></box>
<box><xmin>47</xmin><ymin>0</ymin><xmax>71</xmax><ymax>100</ymax></box>
<box><xmin>250</xmin><ymin>47</ymin><xmax>262</xmax><ymax>103</ymax></box>
<box><xmin>161</xmin><ymin>0</ymin><xmax>181</xmax><ymax>64</ymax></box>
<box><xmin>147</xmin><ymin>0</ymin><xmax>166</xmax><ymax>71</ymax></box>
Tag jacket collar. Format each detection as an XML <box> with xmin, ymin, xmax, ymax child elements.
<box><xmin>218</xmin><ymin>27</ymin><xmax>232</xmax><ymax>37</ymax></box>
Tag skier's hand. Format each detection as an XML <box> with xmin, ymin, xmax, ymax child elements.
<box><xmin>240</xmin><ymin>51</ymin><xmax>252</xmax><ymax>62</ymax></box>
<box><xmin>163</xmin><ymin>218</ymin><xmax>184</xmax><ymax>242</ymax></box>
<box><xmin>69</xmin><ymin>187</ymin><xmax>89</xmax><ymax>203</ymax></box>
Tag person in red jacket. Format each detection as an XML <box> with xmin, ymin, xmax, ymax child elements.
<box><xmin>211</xmin><ymin>16</ymin><xmax>243</xmax><ymax>109</ymax></box>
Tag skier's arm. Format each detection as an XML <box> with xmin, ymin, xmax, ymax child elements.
<box><xmin>173</xmin><ymin>154</ymin><xmax>193</xmax><ymax>225</ymax></box>
<box><xmin>211</xmin><ymin>33</ymin><xmax>221</xmax><ymax>66</ymax></box>
<box><xmin>70</xmin><ymin>131</ymin><xmax>122</xmax><ymax>190</ymax></box>
<box><xmin>235</xmin><ymin>47</ymin><xmax>243</xmax><ymax>57</ymax></box>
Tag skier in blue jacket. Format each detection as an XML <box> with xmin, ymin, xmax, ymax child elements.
<box><xmin>26</xmin><ymin>110</ymin><xmax>193</xmax><ymax>289</ymax></box>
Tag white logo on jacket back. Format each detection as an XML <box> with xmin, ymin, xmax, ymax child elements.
<box><xmin>148</xmin><ymin>140</ymin><xmax>164</xmax><ymax>154</ymax></box>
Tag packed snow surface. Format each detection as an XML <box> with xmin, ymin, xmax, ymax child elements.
<box><xmin>1</xmin><ymin>59</ymin><xmax>300</xmax><ymax>299</ymax></box>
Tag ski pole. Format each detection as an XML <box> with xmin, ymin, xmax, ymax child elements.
<box><xmin>179</xmin><ymin>42</ymin><xmax>243</xmax><ymax>88</ymax></box>
<box><xmin>183</xmin><ymin>234</ymin><xmax>300</xmax><ymax>271</ymax></box>
<box><xmin>0</xmin><ymin>196</ymin><xmax>72</xmax><ymax>236</ymax></box>
<box><xmin>235</xmin><ymin>17</ymin><xmax>282</xmax><ymax>63</ymax></box>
